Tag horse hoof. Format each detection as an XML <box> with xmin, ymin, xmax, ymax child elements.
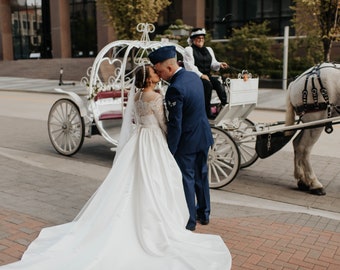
<box><xmin>310</xmin><ymin>188</ymin><xmax>326</xmax><ymax>196</ymax></box>
<box><xmin>297</xmin><ymin>180</ymin><xmax>309</xmax><ymax>191</ymax></box>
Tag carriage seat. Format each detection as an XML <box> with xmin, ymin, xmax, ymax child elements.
<box><xmin>94</xmin><ymin>90</ymin><xmax>128</xmax><ymax>101</ymax></box>
<box><xmin>99</xmin><ymin>111</ymin><xmax>123</xmax><ymax>120</ymax></box>
<box><xmin>94</xmin><ymin>90</ymin><xmax>128</xmax><ymax>120</ymax></box>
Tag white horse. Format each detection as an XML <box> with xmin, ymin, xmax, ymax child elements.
<box><xmin>285</xmin><ymin>62</ymin><xmax>340</xmax><ymax>195</ymax></box>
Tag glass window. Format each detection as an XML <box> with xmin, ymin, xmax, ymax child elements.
<box><xmin>209</xmin><ymin>0</ymin><xmax>294</xmax><ymax>39</ymax></box>
<box><xmin>11</xmin><ymin>0</ymin><xmax>42</xmax><ymax>59</ymax></box>
<box><xmin>70</xmin><ymin>0</ymin><xmax>97</xmax><ymax>58</ymax></box>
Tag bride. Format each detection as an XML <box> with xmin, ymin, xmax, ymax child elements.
<box><xmin>1</xmin><ymin>64</ymin><xmax>232</xmax><ymax>270</ymax></box>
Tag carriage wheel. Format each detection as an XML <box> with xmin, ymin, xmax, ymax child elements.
<box><xmin>48</xmin><ymin>99</ymin><xmax>85</xmax><ymax>156</ymax></box>
<box><xmin>208</xmin><ymin>127</ymin><xmax>241</xmax><ymax>188</ymax></box>
<box><xmin>230</xmin><ymin>118</ymin><xmax>258</xmax><ymax>168</ymax></box>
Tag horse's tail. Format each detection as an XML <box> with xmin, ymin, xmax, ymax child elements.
<box><xmin>285</xmin><ymin>82</ymin><xmax>296</xmax><ymax>135</ymax></box>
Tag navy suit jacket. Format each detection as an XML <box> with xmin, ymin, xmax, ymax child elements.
<box><xmin>165</xmin><ymin>68</ymin><xmax>214</xmax><ymax>155</ymax></box>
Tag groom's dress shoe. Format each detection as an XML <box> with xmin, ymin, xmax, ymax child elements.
<box><xmin>198</xmin><ymin>219</ymin><xmax>209</xmax><ymax>225</ymax></box>
<box><xmin>197</xmin><ymin>217</ymin><xmax>209</xmax><ymax>225</ymax></box>
<box><xmin>186</xmin><ymin>225</ymin><xmax>196</xmax><ymax>231</ymax></box>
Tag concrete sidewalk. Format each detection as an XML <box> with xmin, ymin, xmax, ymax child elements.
<box><xmin>1</xmin><ymin>76</ymin><xmax>339</xmax><ymax>269</ymax></box>
<box><xmin>0</xmin><ymin>76</ymin><xmax>288</xmax><ymax>111</ymax></box>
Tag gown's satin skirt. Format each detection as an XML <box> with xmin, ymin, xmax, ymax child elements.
<box><xmin>1</xmin><ymin>126</ymin><xmax>232</xmax><ymax>270</ymax></box>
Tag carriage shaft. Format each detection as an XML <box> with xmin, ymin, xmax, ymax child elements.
<box><xmin>243</xmin><ymin>116</ymin><xmax>340</xmax><ymax>138</ymax></box>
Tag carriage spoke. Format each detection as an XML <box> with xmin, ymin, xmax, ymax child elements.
<box><xmin>239</xmin><ymin>144</ymin><xmax>255</xmax><ymax>161</ymax></box>
<box><xmin>208</xmin><ymin>127</ymin><xmax>240</xmax><ymax>188</ymax></box>
<box><xmin>230</xmin><ymin>119</ymin><xmax>258</xmax><ymax>168</ymax></box>
<box><xmin>214</xmin><ymin>159</ymin><xmax>234</xmax><ymax>171</ymax></box>
<box><xmin>211</xmin><ymin>161</ymin><xmax>229</xmax><ymax>178</ymax></box>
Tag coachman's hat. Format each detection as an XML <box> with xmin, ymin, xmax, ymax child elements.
<box><xmin>148</xmin><ymin>46</ymin><xmax>176</xmax><ymax>65</ymax></box>
<box><xmin>190</xmin><ymin>28</ymin><xmax>206</xmax><ymax>39</ymax></box>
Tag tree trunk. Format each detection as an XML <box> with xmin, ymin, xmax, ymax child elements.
<box><xmin>322</xmin><ymin>38</ymin><xmax>332</xmax><ymax>62</ymax></box>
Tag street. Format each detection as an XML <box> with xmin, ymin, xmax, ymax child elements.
<box><xmin>0</xmin><ymin>91</ymin><xmax>114</xmax><ymax>167</ymax></box>
<box><xmin>1</xmin><ymin>90</ymin><xmax>340</xmax><ymax>268</ymax></box>
<box><xmin>0</xmin><ymin>90</ymin><xmax>339</xmax><ymax>215</ymax></box>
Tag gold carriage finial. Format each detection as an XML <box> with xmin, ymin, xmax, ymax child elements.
<box><xmin>137</xmin><ymin>23</ymin><xmax>155</xmax><ymax>42</ymax></box>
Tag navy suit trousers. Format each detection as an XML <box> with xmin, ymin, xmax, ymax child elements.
<box><xmin>175</xmin><ymin>148</ymin><xmax>211</xmax><ymax>229</ymax></box>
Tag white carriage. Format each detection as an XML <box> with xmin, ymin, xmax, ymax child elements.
<box><xmin>47</xmin><ymin>23</ymin><xmax>260</xmax><ymax>189</ymax></box>
<box><xmin>49</xmin><ymin>24</ymin><xmax>340</xmax><ymax>191</ymax></box>
<box><xmin>48</xmin><ymin>23</ymin><xmax>181</xmax><ymax>155</ymax></box>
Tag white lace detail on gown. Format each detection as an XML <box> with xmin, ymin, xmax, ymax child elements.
<box><xmin>134</xmin><ymin>90</ymin><xmax>167</xmax><ymax>133</ymax></box>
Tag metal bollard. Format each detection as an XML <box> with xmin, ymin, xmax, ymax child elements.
<box><xmin>58</xmin><ymin>67</ymin><xmax>75</xmax><ymax>86</ymax></box>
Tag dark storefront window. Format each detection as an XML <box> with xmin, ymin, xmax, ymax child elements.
<box><xmin>11</xmin><ymin>0</ymin><xmax>47</xmax><ymax>59</ymax></box>
<box><xmin>70</xmin><ymin>0</ymin><xmax>97</xmax><ymax>57</ymax></box>
<box><xmin>207</xmin><ymin>0</ymin><xmax>294</xmax><ymax>39</ymax></box>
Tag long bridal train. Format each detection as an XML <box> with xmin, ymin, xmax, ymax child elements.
<box><xmin>1</xmin><ymin>94</ymin><xmax>232</xmax><ymax>270</ymax></box>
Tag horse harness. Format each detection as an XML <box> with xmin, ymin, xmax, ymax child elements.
<box><xmin>295</xmin><ymin>63</ymin><xmax>340</xmax><ymax>133</ymax></box>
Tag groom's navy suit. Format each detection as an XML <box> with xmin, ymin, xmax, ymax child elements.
<box><xmin>165</xmin><ymin>68</ymin><xmax>214</xmax><ymax>230</ymax></box>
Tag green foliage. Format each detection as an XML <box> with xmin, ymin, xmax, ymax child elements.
<box><xmin>210</xmin><ymin>21</ymin><xmax>281</xmax><ymax>78</ymax></box>
<box><xmin>207</xmin><ymin>19</ymin><xmax>326</xmax><ymax>79</ymax></box>
<box><xmin>97</xmin><ymin>0</ymin><xmax>171</xmax><ymax>40</ymax></box>
<box><xmin>291</xmin><ymin>0</ymin><xmax>340</xmax><ymax>61</ymax></box>
<box><xmin>174</xmin><ymin>19</ymin><xmax>184</xmax><ymax>26</ymax></box>
<box><xmin>288</xmin><ymin>36</ymin><xmax>323</xmax><ymax>74</ymax></box>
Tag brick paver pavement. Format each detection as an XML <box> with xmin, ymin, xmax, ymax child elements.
<box><xmin>1</xmin><ymin>206</ymin><xmax>339</xmax><ymax>270</ymax></box>
<box><xmin>0</xmin><ymin>208</ymin><xmax>52</xmax><ymax>265</ymax></box>
<box><xmin>200</xmin><ymin>216</ymin><xmax>340</xmax><ymax>270</ymax></box>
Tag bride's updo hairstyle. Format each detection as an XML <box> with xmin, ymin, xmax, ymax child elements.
<box><xmin>135</xmin><ymin>64</ymin><xmax>151</xmax><ymax>89</ymax></box>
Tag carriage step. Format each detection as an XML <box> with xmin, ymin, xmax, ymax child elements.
<box><xmin>99</xmin><ymin>111</ymin><xmax>123</xmax><ymax>120</ymax></box>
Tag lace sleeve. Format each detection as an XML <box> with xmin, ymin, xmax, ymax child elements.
<box><xmin>152</xmin><ymin>94</ymin><xmax>167</xmax><ymax>134</ymax></box>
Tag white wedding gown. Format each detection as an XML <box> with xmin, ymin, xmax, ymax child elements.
<box><xmin>1</xmin><ymin>91</ymin><xmax>231</xmax><ymax>270</ymax></box>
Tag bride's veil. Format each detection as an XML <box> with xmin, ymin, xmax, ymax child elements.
<box><xmin>115</xmin><ymin>59</ymin><xmax>153</xmax><ymax>158</ymax></box>
<box><xmin>74</xmin><ymin>65</ymin><xmax>143</xmax><ymax>221</ymax></box>
<box><xmin>114</xmin><ymin>81</ymin><xmax>137</xmax><ymax>159</ymax></box>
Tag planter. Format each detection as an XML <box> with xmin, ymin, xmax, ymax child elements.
<box><xmin>171</xmin><ymin>29</ymin><xmax>189</xmax><ymax>36</ymax></box>
<box><xmin>259</xmin><ymin>78</ymin><xmax>295</xmax><ymax>89</ymax></box>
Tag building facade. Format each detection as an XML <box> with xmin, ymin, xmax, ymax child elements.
<box><xmin>0</xmin><ymin>0</ymin><xmax>112</xmax><ymax>60</ymax></box>
<box><xmin>0</xmin><ymin>0</ymin><xmax>334</xmax><ymax>61</ymax></box>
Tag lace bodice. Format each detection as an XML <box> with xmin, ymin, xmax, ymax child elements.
<box><xmin>134</xmin><ymin>91</ymin><xmax>167</xmax><ymax>134</ymax></box>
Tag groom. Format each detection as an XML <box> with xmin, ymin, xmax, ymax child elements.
<box><xmin>149</xmin><ymin>46</ymin><xmax>214</xmax><ymax>231</ymax></box>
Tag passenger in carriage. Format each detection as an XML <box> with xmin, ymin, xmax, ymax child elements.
<box><xmin>183</xmin><ymin>28</ymin><xmax>229</xmax><ymax>119</ymax></box>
